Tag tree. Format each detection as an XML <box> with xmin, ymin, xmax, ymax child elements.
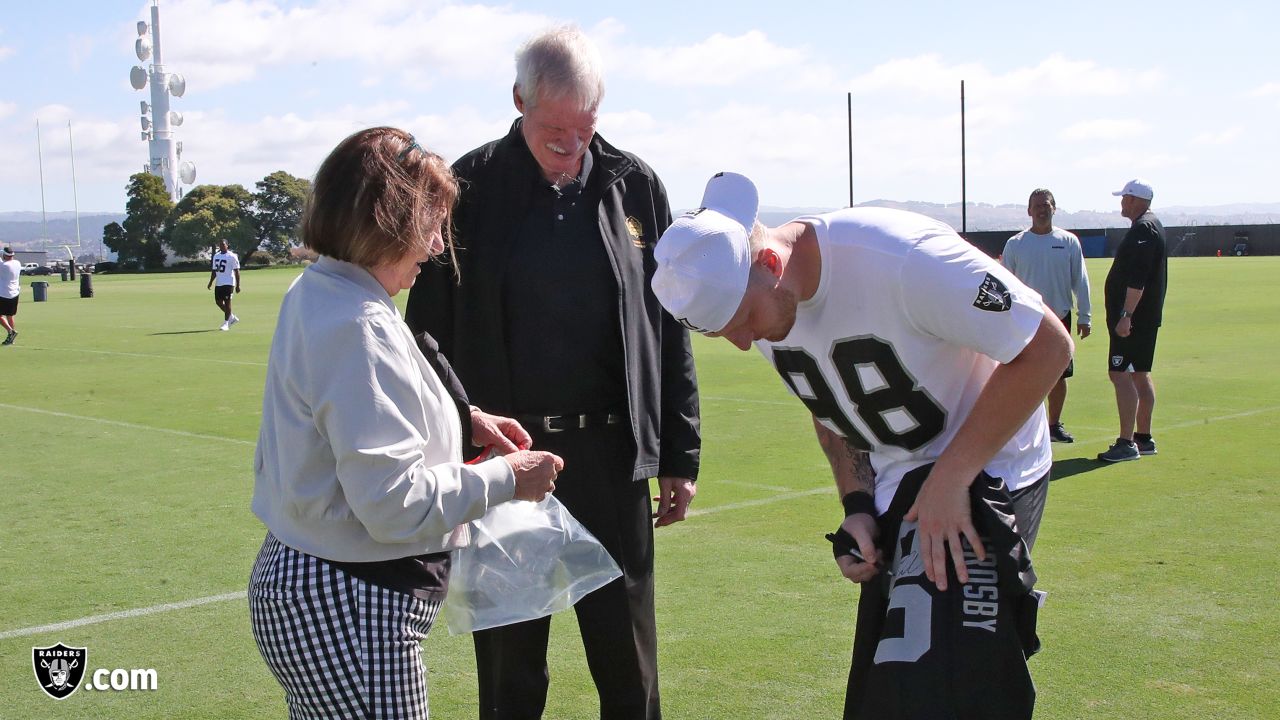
<box><xmin>166</xmin><ymin>184</ymin><xmax>256</xmax><ymax>259</ymax></box>
<box><xmin>254</xmin><ymin>171</ymin><xmax>310</xmax><ymax>260</ymax></box>
<box><xmin>118</xmin><ymin>173</ymin><xmax>173</xmax><ymax>269</ymax></box>
<box><xmin>101</xmin><ymin>221</ymin><xmax>127</xmax><ymax>261</ymax></box>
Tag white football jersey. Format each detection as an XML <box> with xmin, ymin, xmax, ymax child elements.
<box><xmin>211</xmin><ymin>251</ymin><xmax>240</xmax><ymax>286</ymax></box>
<box><xmin>757</xmin><ymin>208</ymin><xmax>1051</xmax><ymax>512</ymax></box>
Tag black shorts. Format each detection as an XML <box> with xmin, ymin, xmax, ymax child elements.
<box><xmin>0</xmin><ymin>295</ymin><xmax>16</xmax><ymax>316</ymax></box>
<box><xmin>214</xmin><ymin>285</ymin><xmax>234</xmax><ymax>301</ymax></box>
<box><xmin>1057</xmin><ymin>312</ymin><xmax>1074</xmax><ymax>379</ymax></box>
<box><xmin>1108</xmin><ymin>326</ymin><xmax>1159</xmax><ymax>372</ymax></box>
<box><xmin>844</xmin><ymin>466</ymin><xmax>1041</xmax><ymax>720</ymax></box>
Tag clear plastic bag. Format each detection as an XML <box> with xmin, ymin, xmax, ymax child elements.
<box><xmin>442</xmin><ymin>494</ymin><xmax>622</xmax><ymax>634</ymax></box>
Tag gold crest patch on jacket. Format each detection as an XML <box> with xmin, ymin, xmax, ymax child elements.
<box><xmin>626</xmin><ymin>216</ymin><xmax>645</xmax><ymax>248</ymax></box>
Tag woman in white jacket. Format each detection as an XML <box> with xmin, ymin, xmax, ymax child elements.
<box><xmin>249</xmin><ymin>127</ymin><xmax>563</xmax><ymax>719</ymax></box>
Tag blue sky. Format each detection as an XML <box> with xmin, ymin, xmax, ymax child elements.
<box><xmin>1</xmin><ymin>1</ymin><xmax>1276</xmax><ymax>215</ymax></box>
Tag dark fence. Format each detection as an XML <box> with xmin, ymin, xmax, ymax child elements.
<box><xmin>964</xmin><ymin>223</ymin><xmax>1280</xmax><ymax>259</ymax></box>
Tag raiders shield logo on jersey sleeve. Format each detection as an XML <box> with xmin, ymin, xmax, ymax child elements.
<box><xmin>972</xmin><ymin>273</ymin><xmax>1012</xmax><ymax>312</ymax></box>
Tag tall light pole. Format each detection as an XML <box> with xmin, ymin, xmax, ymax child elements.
<box><xmin>130</xmin><ymin>1</ymin><xmax>196</xmax><ymax>201</ymax></box>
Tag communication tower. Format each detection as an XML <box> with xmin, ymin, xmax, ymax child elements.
<box><xmin>130</xmin><ymin>1</ymin><xmax>196</xmax><ymax>200</ymax></box>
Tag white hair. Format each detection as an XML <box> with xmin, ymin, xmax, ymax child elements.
<box><xmin>514</xmin><ymin>25</ymin><xmax>605</xmax><ymax>111</ymax></box>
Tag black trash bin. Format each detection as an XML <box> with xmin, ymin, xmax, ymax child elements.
<box><xmin>80</xmin><ymin>272</ymin><xmax>94</xmax><ymax>298</ymax></box>
<box><xmin>32</xmin><ymin>281</ymin><xmax>49</xmax><ymax>302</ymax></box>
<box><xmin>60</xmin><ymin>269</ymin><xmax>68</xmax><ymax>281</ymax></box>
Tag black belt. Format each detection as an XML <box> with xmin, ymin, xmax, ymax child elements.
<box><xmin>518</xmin><ymin>412</ymin><xmax>626</xmax><ymax>433</ymax></box>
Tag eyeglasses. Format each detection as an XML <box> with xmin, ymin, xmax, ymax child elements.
<box><xmin>397</xmin><ymin>135</ymin><xmax>422</xmax><ymax>163</ymax></box>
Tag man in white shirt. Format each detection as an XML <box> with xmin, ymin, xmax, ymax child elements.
<box><xmin>651</xmin><ymin>172</ymin><xmax>1072</xmax><ymax>720</ymax></box>
<box><xmin>0</xmin><ymin>247</ymin><xmax>21</xmax><ymax>345</ymax></box>
<box><xmin>1002</xmin><ymin>188</ymin><xmax>1092</xmax><ymax>443</ymax></box>
<box><xmin>207</xmin><ymin>239</ymin><xmax>241</xmax><ymax>331</ymax></box>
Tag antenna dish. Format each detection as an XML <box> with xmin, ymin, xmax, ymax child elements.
<box><xmin>168</xmin><ymin>74</ymin><xmax>186</xmax><ymax>97</ymax></box>
<box><xmin>137</xmin><ymin>21</ymin><xmax>149</xmax><ymax>36</ymax></box>
<box><xmin>130</xmin><ymin>66</ymin><xmax>148</xmax><ymax>90</ymax></box>
<box><xmin>135</xmin><ymin>38</ymin><xmax>152</xmax><ymax>62</ymax></box>
<box><xmin>169</xmin><ymin>111</ymin><xmax>183</xmax><ymax>126</ymax></box>
<box><xmin>179</xmin><ymin>162</ymin><xmax>197</xmax><ymax>185</ymax></box>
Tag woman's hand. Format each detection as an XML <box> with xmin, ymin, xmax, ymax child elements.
<box><xmin>504</xmin><ymin>450</ymin><xmax>564</xmax><ymax>501</ymax></box>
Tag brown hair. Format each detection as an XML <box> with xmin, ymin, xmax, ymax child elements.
<box><xmin>300</xmin><ymin>127</ymin><xmax>458</xmax><ymax>272</ymax></box>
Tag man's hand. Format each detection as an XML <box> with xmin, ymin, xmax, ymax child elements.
<box><xmin>1077</xmin><ymin>322</ymin><xmax>1091</xmax><ymax>339</ymax></box>
<box><xmin>653</xmin><ymin>476</ymin><xmax>695</xmax><ymax>527</ymax></box>
<box><xmin>235</xmin><ymin>285</ymin><xmax>241</xmax><ymax>294</ymax></box>
<box><xmin>470</xmin><ymin>408</ymin><xmax>533</xmax><ymax>454</ymax></box>
<box><xmin>1115</xmin><ymin>316</ymin><xmax>1132</xmax><ymax>338</ymax></box>
<box><xmin>830</xmin><ymin>512</ymin><xmax>881</xmax><ymax>583</ymax></box>
<box><xmin>904</xmin><ymin>468</ymin><xmax>983</xmax><ymax>591</ymax></box>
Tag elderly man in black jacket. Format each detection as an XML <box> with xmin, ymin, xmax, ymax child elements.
<box><xmin>405</xmin><ymin>25</ymin><xmax>700</xmax><ymax>720</ymax></box>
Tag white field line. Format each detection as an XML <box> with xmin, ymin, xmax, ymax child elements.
<box><xmin>701</xmin><ymin>394</ymin><xmax>794</xmax><ymax>407</ymax></box>
<box><xmin>10</xmin><ymin>345</ymin><xmax>268</xmax><ymax>367</ymax></box>
<box><xmin>0</xmin><ymin>487</ymin><xmax>830</xmax><ymax>641</ymax></box>
<box><xmin>3</xmin><ymin>404</ymin><xmax>1275</xmax><ymax>641</ymax></box>
<box><xmin>0</xmin><ymin>403</ymin><xmax>255</xmax><ymax>446</ymax></box>
<box><xmin>0</xmin><ymin>592</ymin><xmax>246</xmax><ymax>641</ymax></box>
<box><xmin>1072</xmin><ymin>404</ymin><xmax>1280</xmax><ymax>446</ymax></box>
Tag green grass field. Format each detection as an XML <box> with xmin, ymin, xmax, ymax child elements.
<box><xmin>1</xmin><ymin>257</ymin><xmax>1277</xmax><ymax>719</ymax></box>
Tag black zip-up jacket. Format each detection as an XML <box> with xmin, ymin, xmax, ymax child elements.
<box><xmin>405</xmin><ymin>120</ymin><xmax>700</xmax><ymax>482</ymax></box>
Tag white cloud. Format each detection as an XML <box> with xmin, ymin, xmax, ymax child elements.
<box><xmin>0</xmin><ymin>102</ymin><xmax>15</xmax><ymax>120</ymax></box>
<box><xmin>1059</xmin><ymin>118</ymin><xmax>1149</xmax><ymax>142</ymax></box>
<box><xmin>1193</xmin><ymin>127</ymin><xmax>1240</xmax><ymax>145</ymax></box>
<box><xmin>0</xmin><ymin>46</ymin><xmax>14</xmax><ymax>61</ymax></box>
<box><xmin>1249</xmin><ymin>82</ymin><xmax>1280</xmax><ymax>97</ymax></box>
<box><xmin>611</xmin><ymin>30</ymin><xmax>835</xmax><ymax>90</ymax></box>
<box><xmin>153</xmin><ymin>0</ymin><xmax>552</xmax><ymax>91</ymax></box>
<box><xmin>847</xmin><ymin>53</ymin><xmax>1162</xmax><ymax>102</ymax></box>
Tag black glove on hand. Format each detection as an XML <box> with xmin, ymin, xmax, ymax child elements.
<box><xmin>825</xmin><ymin>527</ymin><xmax>866</xmax><ymax>563</ymax></box>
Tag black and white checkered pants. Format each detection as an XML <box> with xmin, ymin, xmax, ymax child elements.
<box><xmin>249</xmin><ymin>533</ymin><xmax>443</xmax><ymax>719</ymax></box>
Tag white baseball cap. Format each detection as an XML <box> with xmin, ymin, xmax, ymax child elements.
<box><xmin>1112</xmin><ymin>178</ymin><xmax>1154</xmax><ymax>201</ymax></box>
<box><xmin>652</xmin><ymin>172</ymin><xmax>759</xmax><ymax>333</ymax></box>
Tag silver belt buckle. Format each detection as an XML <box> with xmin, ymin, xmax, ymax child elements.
<box><xmin>541</xmin><ymin>416</ymin><xmax>562</xmax><ymax>433</ymax></box>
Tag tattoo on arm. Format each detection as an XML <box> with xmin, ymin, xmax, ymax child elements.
<box><xmin>813</xmin><ymin>417</ymin><xmax>874</xmax><ymax>497</ymax></box>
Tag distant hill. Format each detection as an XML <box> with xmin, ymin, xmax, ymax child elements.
<box><xmin>4</xmin><ymin>201</ymin><xmax>1276</xmax><ymax>251</ymax></box>
<box><xmin>755</xmin><ymin>202</ymin><xmax>1280</xmax><ymax>232</ymax></box>
<box><xmin>0</xmin><ymin>212</ymin><xmax>125</xmax><ymax>254</ymax></box>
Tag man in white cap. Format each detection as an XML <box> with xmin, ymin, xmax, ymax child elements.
<box><xmin>1097</xmin><ymin>178</ymin><xmax>1167</xmax><ymax>462</ymax></box>
<box><xmin>652</xmin><ymin>172</ymin><xmax>1072</xmax><ymax>719</ymax></box>
<box><xmin>0</xmin><ymin>246</ymin><xmax>21</xmax><ymax>345</ymax></box>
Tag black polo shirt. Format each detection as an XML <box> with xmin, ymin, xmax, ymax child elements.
<box><xmin>1105</xmin><ymin>211</ymin><xmax>1167</xmax><ymax>328</ymax></box>
<box><xmin>502</xmin><ymin>151</ymin><xmax>626</xmax><ymax>414</ymax></box>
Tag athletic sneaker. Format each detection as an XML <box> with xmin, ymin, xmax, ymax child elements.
<box><xmin>1097</xmin><ymin>439</ymin><xmax>1140</xmax><ymax>463</ymax></box>
<box><xmin>219</xmin><ymin>321</ymin><xmax>229</xmax><ymax>331</ymax></box>
<box><xmin>1048</xmin><ymin>423</ymin><xmax>1075</xmax><ymax>443</ymax></box>
<box><xmin>1135</xmin><ymin>437</ymin><xmax>1157</xmax><ymax>456</ymax></box>
<box><xmin>2</xmin><ymin>331</ymin><xmax>13</xmax><ymax>346</ymax></box>
<box><xmin>229</xmin><ymin>314</ymin><xmax>240</xmax><ymax>327</ymax></box>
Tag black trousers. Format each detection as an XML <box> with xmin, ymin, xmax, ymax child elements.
<box><xmin>473</xmin><ymin>423</ymin><xmax>660</xmax><ymax>720</ymax></box>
